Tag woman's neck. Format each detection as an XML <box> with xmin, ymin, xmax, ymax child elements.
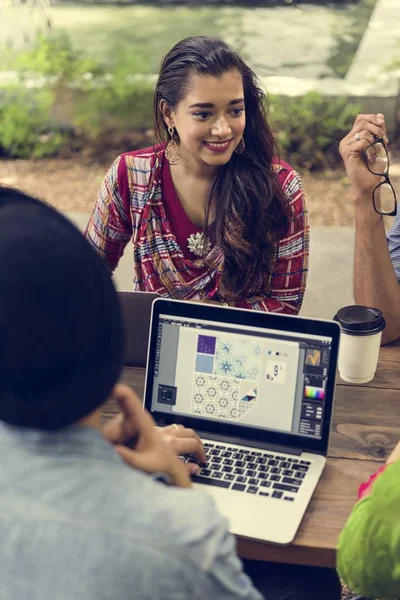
<box><xmin>175</xmin><ymin>146</ymin><xmax>218</xmax><ymax>182</ymax></box>
<box><xmin>169</xmin><ymin>162</ymin><xmax>216</xmax><ymax>228</ymax></box>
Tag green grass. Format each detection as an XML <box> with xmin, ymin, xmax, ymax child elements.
<box><xmin>50</xmin><ymin>5</ymin><xmax>229</xmax><ymax>73</ymax></box>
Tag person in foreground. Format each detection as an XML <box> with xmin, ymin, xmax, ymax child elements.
<box><xmin>337</xmin><ymin>441</ymin><xmax>400</xmax><ymax>599</ymax></box>
<box><xmin>0</xmin><ymin>187</ymin><xmax>259</xmax><ymax>600</ymax></box>
<box><xmin>0</xmin><ymin>187</ymin><xmax>341</xmax><ymax>600</ymax></box>
<box><xmin>85</xmin><ymin>36</ymin><xmax>309</xmax><ymax>314</ymax></box>
<box><xmin>0</xmin><ymin>188</ymin><xmax>339</xmax><ymax>600</ymax></box>
<box><xmin>339</xmin><ymin>112</ymin><xmax>399</xmax><ymax>345</ymax></box>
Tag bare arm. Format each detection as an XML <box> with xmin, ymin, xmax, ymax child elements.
<box><xmin>340</xmin><ymin>113</ymin><xmax>400</xmax><ymax>344</ymax></box>
<box><xmin>354</xmin><ymin>200</ymin><xmax>400</xmax><ymax>344</ymax></box>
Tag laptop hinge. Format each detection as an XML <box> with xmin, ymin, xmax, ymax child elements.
<box><xmin>310</xmin><ymin>449</ymin><xmax>327</xmax><ymax>457</ymax></box>
<box><xmin>196</xmin><ymin>430</ymin><xmax>303</xmax><ymax>456</ymax></box>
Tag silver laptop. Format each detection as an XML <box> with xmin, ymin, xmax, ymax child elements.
<box><xmin>118</xmin><ymin>291</ymin><xmax>159</xmax><ymax>367</ymax></box>
<box><xmin>144</xmin><ymin>299</ymin><xmax>340</xmax><ymax>545</ymax></box>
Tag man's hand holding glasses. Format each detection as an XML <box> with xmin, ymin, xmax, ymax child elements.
<box><xmin>339</xmin><ymin>113</ymin><xmax>397</xmax><ymax>217</ymax></box>
<box><xmin>363</xmin><ymin>135</ymin><xmax>397</xmax><ymax>216</ymax></box>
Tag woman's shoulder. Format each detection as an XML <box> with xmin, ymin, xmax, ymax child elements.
<box><xmin>272</xmin><ymin>157</ymin><xmax>301</xmax><ymax>184</ymax></box>
<box><xmin>119</xmin><ymin>144</ymin><xmax>165</xmax><ymax>172</ymax></box>
<box><xmin>116</xmin><ymin>144</ymin><xmax>165</xmax><ymax>192</ymax></box>
<box><xmin>109</xmin><ymin>145</ymin><xmax>165</xmax><ymax>210</ymax></box>
<box><xmin>272</xmin><ymin>157</ymin><xmax>304</xmax><ymax>201</ymax></box>
<box><xmin>272</xmin><ymin>157</ymin><xmax>295</xmax><ymax>174</ymax></box>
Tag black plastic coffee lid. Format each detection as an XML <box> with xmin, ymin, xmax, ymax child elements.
<box><xmin>333</xmin><ymin>305</ymin><xmax>386</xmax><ymax>336</ymax></box>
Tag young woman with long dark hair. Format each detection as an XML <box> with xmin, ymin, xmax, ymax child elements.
<box><xmin>86</xmin><ymin>36</ymin><xmax>309</xmax><ymax>313</ymax></box>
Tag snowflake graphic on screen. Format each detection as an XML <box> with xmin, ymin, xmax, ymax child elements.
<box><xmin>194</xmin><ymin>393</ymin><xmax>203</xmax><ymax>405</ymax></box>
<box><xmin>192</xmin><ymin>375</ymin><xmax>240</xmax><ymax>419</ymax></box>
<box><xmin>191</xmin><ymin>375</ymin><xmax>257</xmax><ymax>422</ymax></box>
<box><xmin>214</xmin><ymin>337</ymin><xmax>261</xmax><ymax>380</ymax></box>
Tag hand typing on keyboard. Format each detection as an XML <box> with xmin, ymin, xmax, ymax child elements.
<box><xmin>158</xmin><ymin>425</ymin><xmax>206</xmax><ymax>476</ymax></box>
<box><xmin>192</xmin><ymin>442</ymin><xmax>311</xmax><ymax>501</ymax></box>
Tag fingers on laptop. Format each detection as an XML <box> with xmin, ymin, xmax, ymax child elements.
<box><xmin>160</xmin><ymin>425</ymin><xmax>207</xmax><ymax>464</ymax></box>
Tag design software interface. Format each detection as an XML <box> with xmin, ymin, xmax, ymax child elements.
<box><xmin>150</xmin><ymin>315</ymin><xmax>333</xmax><ymax>439</ymax></box>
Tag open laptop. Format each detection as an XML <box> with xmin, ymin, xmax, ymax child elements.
<box><xmin>144</xmin><ymin>298</ymin><xmax>340</xmax><ymax>545</ymax></box>
<box><xmin>118</xmin><ymin>291</ymin><xmax>159</xmax><ymax>367</ymax></box>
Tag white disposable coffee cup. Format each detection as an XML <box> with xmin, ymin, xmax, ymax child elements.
<box><xmin>333</xmin><ymin>305</ymin><xmax>386</xmax><ymax>384</ymax></box>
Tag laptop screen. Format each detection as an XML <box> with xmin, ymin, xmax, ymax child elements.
<box><xmin>149</xmin><ymin>313</ymin><xmax>334</xmax><ymax>441</ymax></box>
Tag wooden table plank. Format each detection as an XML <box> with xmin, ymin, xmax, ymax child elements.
<box><xmin>330</xmin><ymin>385</ymin><xmax>400</xmax><ymax>461</ymax></box>
<box><xmin>101</xmin><ymin>367</ymin><xmax>145</xmax><ymax>423</ymax></box>
<box><xmin>120</xmin><ymin>367</ymin><xmax>145</xmax><ymax>398</ymax></box>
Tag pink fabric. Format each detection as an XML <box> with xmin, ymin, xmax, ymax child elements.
<box><xmin>161</xmin><ymin>159</ymin><xmax>203</xmax><ymax>260</ymax></box>
<box><xmin>358</xmin><ymin>465</ymin><xmax>388</xmax><ymax>500</ymax></box>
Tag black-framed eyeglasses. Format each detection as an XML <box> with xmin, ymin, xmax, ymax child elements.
<box><xmin>363</xmin><ymin>136</ymin><xmax>397</xmax><ymax>217</ymax></box>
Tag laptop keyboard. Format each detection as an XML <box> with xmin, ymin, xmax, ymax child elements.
<box><xmin>188</xmin><ymin>441</ymin><xmax>311</xmax><ymax>502</ymax></box>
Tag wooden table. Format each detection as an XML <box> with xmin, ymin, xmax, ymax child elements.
<box><xmin>102</xmin><ymin>341</ymin><xmax>400</xmax><ymax>569</ymax></box>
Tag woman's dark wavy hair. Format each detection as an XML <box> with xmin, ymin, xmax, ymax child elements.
<box><xmin>153</xmin><ymin>36</ymin><xmax>292</xmax><ymax>300</ymax></box>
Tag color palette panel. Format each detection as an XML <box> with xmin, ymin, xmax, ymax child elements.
<box><xmin>305</xmin><ymin>386</ymin><xmax>325</xmax><ymax>400</ymax></box>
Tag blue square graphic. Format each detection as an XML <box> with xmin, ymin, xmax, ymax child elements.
<box><xmin>197</xmin><ymin>335</ymin><xmax>216</xmax><ymax>355</ymax></box>
<box><xmin>195</xmin><ymin>353</ymin><xmax>214</xmax><ymax>374</ymax></box>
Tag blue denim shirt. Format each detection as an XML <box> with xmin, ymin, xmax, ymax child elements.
<box><xmin>388</xmin><ymin>210</ymin><xmax>400</xmax><ymax>281</ymax></box>
<box><xmin>0</xmin><ymin>423</ymin><xmax>263</xmax><ymax>600</ymax></box>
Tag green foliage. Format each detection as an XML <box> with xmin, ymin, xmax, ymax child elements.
<box><xmin>0</xmin><ymin>33</ymin><xmax>102</xmax><ymax>158</ymax></box>
<box><xmin>75</xmin><ymin>45</ymin><xmax>154</xmax><ymax>138</ymax></box>
<box><xmin>14</xmin><ymin>32</ymin><xmax>103</xmax><ymax>82</ymax></box>
<box><xmin>0</xmin><ymin>88</ymin><xmax>66</xmax><ymax>158</ymax></box>
<box><xmin>269</xmin><ymin>92</ymin><xmax>361</xmax><ymax>170</ymax></box>
<box><xmin>4</xmin><ymin>34</ymin><xmax>153</xmax><ymax>143</ymax></box>
<box><xmin>0</xmin><ymin>34</ymin><xmax>362</xmax><ymax>169</ymax></box>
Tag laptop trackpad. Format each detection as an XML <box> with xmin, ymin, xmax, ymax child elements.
<box><xmin>195</xmin><ymin>485</ymin><xmax>305</xmax><ymax>545</ymax></box>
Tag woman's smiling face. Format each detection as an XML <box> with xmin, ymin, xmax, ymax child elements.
<box><xmin>164</xmin><ymin>70</ymin><xmax>246</xmax><ymax>169</ymax></box>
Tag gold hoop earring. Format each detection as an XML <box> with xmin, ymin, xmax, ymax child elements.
<box><xmin>165</xmin><ymin>125</ymin><xmax>180</xmax><ymax>164</ymax></box>
<box><xmin>234</xmin><ymin>138</ymin><xmax>245</xmax><ymax>155</ymax></box>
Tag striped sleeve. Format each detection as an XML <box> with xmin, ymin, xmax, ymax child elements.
<box><xmin>387</xmin><ymin>207</ymin><xmax>400</xmax><ymax>281</ymax></box>
<box><xmin>235</xmin><ymin>168</ymin><xmax>309</xmax><ymax>314</ymax></box>
<box><xmin>85</xmin><ymin>155</ymin><xmax>132</xmax><ymax>274</ymax></box>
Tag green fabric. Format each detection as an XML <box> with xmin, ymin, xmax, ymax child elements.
<box><xmin>337</xmin><ymin>460</ymin><xmax>400</xmax><ymax>599</ymax></box>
